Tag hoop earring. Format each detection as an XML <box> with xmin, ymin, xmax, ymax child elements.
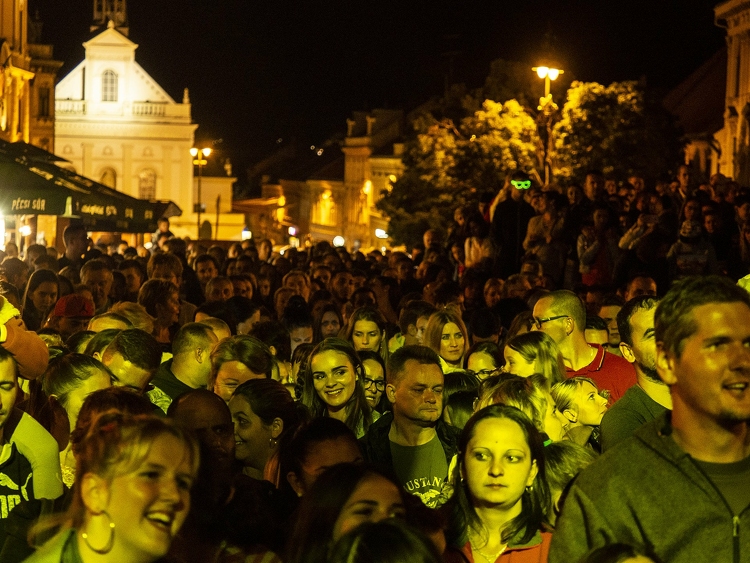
<box><xmin>81</xmin><ymin>511</ymin><xmax>115</xmax><ymax>555</ymax></box>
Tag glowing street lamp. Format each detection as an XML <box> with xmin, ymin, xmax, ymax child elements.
<box><xmin>532</xmin><ymin>66</ymin><xmax>563</xmax><ymax>98</ymax></box>
<box><xmin>190</xmin><ymin>147</ymin><xmax>212</xmax><ymax>239</ymax></box>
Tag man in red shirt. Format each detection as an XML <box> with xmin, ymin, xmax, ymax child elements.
<box><xmin>532</xmin><ymin>290</ymin><xmax>636</xmax><ymax>401</ymax></box>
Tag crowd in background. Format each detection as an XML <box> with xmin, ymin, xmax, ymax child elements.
<box><xmin>0</xmin><ymin>163</ymin><xmax>745</xmax><ymax>562</ymax></box>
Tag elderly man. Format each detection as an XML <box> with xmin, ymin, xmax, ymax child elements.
<box><xmin>550</xmin><ymin>276</ymin><xmax>750</xmax><ymax>563</ymax></box>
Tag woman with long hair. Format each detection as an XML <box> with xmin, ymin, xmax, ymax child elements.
<box><xmin>229</xmin><ymin>378</ymin><xmax>307</xmax><ymax>483</ymax></box>
<box><xmin>22</xmin><ymin>269</ymin><xmax>59</xmax><ymax>332</ymax></box>
<box><xmin>137</xmin><ymin>279</ymin><xmax>180</xmax><ymax>345</ymax></box>
<box><xmin>503</xmin><ymin>331</ymin><xmax>566</xmax><ymax>385</ymax></box>
<box><xmin>340</xmin><ymin>306</ymin><xmax>388</xmax><ymax>363</ymax></box>
<box><xmin>285</xmin><ymin>463</ymin><xmax>407</xmax><ymax>563</ymax></box>
<box><xmin>424</xmin><ymin>308</ymin><xmax>468</xmax><ymax>373</ymax></box>
<box><xmin>300</xmin><ymin>338</ymin><xmax>374</xmax><ymax>438</ymax></box>
<box><xmin>312</xmin><ymin>302</ymin><xmax>343</xmax><ymax>343</ymax></box>
<box><xmin>443</xmin><ymin>405</ymin><xmax>552</xmax><ymax>563</ymax></box>
<box><xmin>26</xmin><ymin>412</ymin><xmax>199</xmax><ymax>563</ymax></box>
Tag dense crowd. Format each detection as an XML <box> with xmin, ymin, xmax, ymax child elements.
<box><xmin>0</xmin><ymin>165</ymin><xmax>747</xmax><ymax>563</ymax></box>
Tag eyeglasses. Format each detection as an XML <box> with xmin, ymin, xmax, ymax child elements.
<box><xmin>363</xmin><ymin>378</ymin><xmax>385</xmax><ymax>391</ymax></box>
<box><xmin>532</xmin><ymin>315</ymin><xmax>569</xmax><ymax>330</ymax></box>
<box><xmin>467</xmin><ymin>368</ymin><xmax>499</xmax><ymax>379</ymax></box>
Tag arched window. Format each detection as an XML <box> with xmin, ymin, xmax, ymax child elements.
<box><xmin>102</xmin><ymin>70</ymin><xmax>118</xmax><ymax>102</ymax></box>
<box><xmin>100</xmin><ymin>167</ymin><xmax>117</xmax><ymax>189</ymax></box>
<box><xmin>139</xmin><ymin>169</ymin><xmax>156</xmax><ymax>200</ymax></box>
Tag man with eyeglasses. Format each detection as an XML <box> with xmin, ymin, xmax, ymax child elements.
<box><xmin>532</xmin><ymin>290</ymin><xmax>636</xmax><ymax>401</ymax></box>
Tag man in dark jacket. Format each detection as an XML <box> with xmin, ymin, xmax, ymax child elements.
<box><xmin>490</xmin><ymin>172</ymin><xmax>536</xmax><ymax>278</ymax></box>
<box><xmin>551</xmin><ymin>276</ymin><xmax>750</xmax><ymax>563</ymax></box>
<box><xmin>360</xmin><ymin>345</ymin><xmax>458</xmax><ymax>508</ymax></box>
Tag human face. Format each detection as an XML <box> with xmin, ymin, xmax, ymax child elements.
<box><xmin>102</xmin><ymin>434</ymin><xmax>194</xmax><ymax>562</ymax></box>
<box><xmin>229</xmin><ymin>395</ymin><xmax>274</xmax><ymax>472</ymax></box>
<box><xmin>0</xmin><ymin>359</ymin><xmax>17</xmax><ymax>439</ymax></box>
<box><xmin>462</xmin><ymin>417</ymin><xmax>537</xmax><ymax>510</ymax></box>
<box><xmin>313</xmin><ymin>268</ymin><xmax>331</xmax><ymax>287</ymax></box>
<box><xmin>598</xmin><ymin>305</ymin><xmax>621</xmax><ymax>346</ymax></box>
<box><xmin>156</xmin><ymin>292</ymin><xmax>180</xmax><ymax>326</ymax></box>
<box><xmin>362</xmin><ymin>358</ymin><xmax>385</xmax><ymax>408</ymax></box>
<box><xmin>213</xmin><ymin>361</ymin><xmax>266</xmax><ymax>403</ymax></box>
<box><xmin>320</xmin><ymin>311</ymin><xmax>341</xmax><ymax>338</ymax></box>
<box><xmin>542</xmin><ymin>391</ymin><xmax>567</xmax><ymax>441</ymax></box>
<box><xmin>415</xmin><ymin>315</ymin><xmax>430</xmax><ymax>345</ymax></box>
<box><xmin>657</xmin><ymin>302</ymin><xmax>750</xmax><ymax>426</ymax></box>
<box><xmin>57</xmin><ymin>317</ymin><xmax>91</xmax><ymax>342</ymax></box>
<box><xmin>352</xmin><ymin>320</ymin><xmax>381</xmax><ymax>352</ymax></box>
<box><xmin>150</xmin><ymin>266</ymin><xmax>179</xmax><ymax>288</ymax></box>
<box><xmin>258</xmin><ymin>278</ymin><xmax>272</xmax><ymax>298</ymax></box>
<box><xmin>571</xmin><ymin>382</ymin><xmax>608</xmax><ymax>426</ymax></box>
<box><xmin>31</xmin><ymin>281</ymin><xmax>57</xmax><ymax>313</ymax></box>
<box><xmin>104</xmin><ymin>353</ymin><xmax>153</xmax><ymax>394</ymax></box>
<box><xmin>122</xmin><ymin>266</ymin><xmax>143</xmax><ymax>294</ymax></box>
<box><xmin>331</xmin><ymin>273</ymin><xmax>354</xmax><ymax>302</ymax></box>
<box><xmin>64</xmin><ymin>369</ymin><xmax>111</xmax><ymax>432</ymax></box>
<box><xmin>502</xmin><ymin>347</ymin><xmax>536</xmax><ymax>377</ymax></box>
<box><xmin>207</xmin><ymin>280</ymin><xmax>233</xmax><ymax>302</ymax></box>
<box><xmin>81</xmin><ymin>269</ymin><xmax>113</xmax><ymax>309</ymax></box>
<box><xmin>288</xmin><ymin>437</ymin><xmax>363</xmax><ymax>495</ymax></box>
<box><xmin>236</xmin><ymin>310</ymin><xmax>261</xmax><ymax>335</ymax></box>
<box><xmin>388</xmin><ymin>361</ymin><xmax>443</xmax><ymax>425</ymax></box>
<box><xmin>440</xmin><ymin>322</ymin><xmax>465</xmax><ymax>364</ymax></box>
<box><xmin>290</xmin><ymin>326</ymin><xmax>313</xmax><ymax>354</ymax></box>
<box><xmin>284</xmin><ymin>274</ymin><xmax>310</xmax><ymax>301</ymax></box>
<box><xmin>484</xmin><ymin>285</ymin><xmax>502</xmax><ymax>308</ymax></box>
<box><xmin>333</xmin><ymin>473</ymin><xmax>406</xmax><ymax>541</ymax></box>
<box><xmin>196</xmin><ymin>261</ymin><xmax>218</xmax><ymax>286</ymax></box>
<box><xmin>620</xmin><ymin>306</ymin><xmax>658</xmax><ymax>382</ymax></box>
<box><xmin>179</xmin><ymin>400</ymin><xmax>234</xmax><ymax>468</ymax></box>
<box><xmin>467</xmin><ymin>352</ymin><xmax>497</xmax><ymax>380</ymax></box>
<box><xmin>625</xmin><ymin>277</ymin><xmax>657</xmax><ymax>301</ymax></box>
<box><xmin>531</xmin><ymin>297</ymin><xmax>568</xmax><ymax>344</ymax></box>
<box><xmin>232</xmin><ymin>279</ymin><xmax>253</xmax><ymax>299</ymax></box>
<box><xmin>311</xmin><ymin>350</ymin><xmax>358</xmax><ymax>414</ymax></box>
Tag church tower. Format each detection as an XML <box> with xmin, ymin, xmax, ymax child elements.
<box><xmin>92</xmin><ymin>0</ymin><xmax>128</xmax><ymax>36</ymax></box>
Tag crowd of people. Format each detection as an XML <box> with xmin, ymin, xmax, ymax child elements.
<box><xmin>0</xmin><ymin>165</ymin><xmax>746</xmax><ymax>562</ymax></box>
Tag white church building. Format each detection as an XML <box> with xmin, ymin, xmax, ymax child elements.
<box><xmin>54</xmin><ymin>3</ymin><xmax>243</xmax><ymax>240</ymax></box>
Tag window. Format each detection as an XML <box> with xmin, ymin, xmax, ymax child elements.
<box><xmin>100</xmin><ymin>168</ymin><xmax>116</xmax><ymax>189</ymax></box>
<box><xmin>139</xmin><ymin>169</ymin><xmax>156</xmax><ymax>200</ymax></box>
<box><xmin>313</xmin><ymin>190</ymin><xmax>337</xmax><ymax>226</ymax></box>
<box><xmin>38</xmin><ymin>87</ymin><xmax>49</xmax><ymax>117</ymax></box>
<box><xmin>102</xmin><ymin>70</ymin><xmax>118</xmax><ymax>102</ymax></box>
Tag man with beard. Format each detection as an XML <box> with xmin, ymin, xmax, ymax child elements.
<box><xmin>551</xmin><ymin>276</ymin><xmax>750</xmax><ymax>563</ymax></box>
<box><xmin>600</xmin><ymin>296</ymin><xmax>671</xmax><ymax>451</ymax></box>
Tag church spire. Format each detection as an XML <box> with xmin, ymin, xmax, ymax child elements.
<box><xmin>92</xmin><ymin>0</ymin><xmax>129</xmax><ymax>36</ymax></box>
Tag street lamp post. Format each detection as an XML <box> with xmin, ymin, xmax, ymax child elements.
<box><xmin>190</xmin><ymin>147</ymin><xmax>211</xmax><ymax>239</ymax></box>
<box><xmin>532</xmin><ymin>66</ymin><xmax>563</xmax><ymax>186</ymax></box>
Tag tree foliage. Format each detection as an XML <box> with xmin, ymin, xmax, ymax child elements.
<box><xmin>377</xmin><ymin>99</ymin><xmax>539</xmax><ymax>247</ymax></box>
<box><xmin>552</xmin><ymin>81</ymin><xmax>683</xmax><ymax>181</ymax></box>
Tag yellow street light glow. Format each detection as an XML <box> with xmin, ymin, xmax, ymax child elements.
<box><xmin>547</xmin><ymin>68</ymin><xmax>560</xmax><ymax>80</ymax></box>
<box><xmin>375</xmin><ymin>229</ymin><xmax>388</xmax><ymax>239</ymax></box>
<box><xmin>19</xmin><ymin>225</ymin><xmax>31</xmax><ymax>237</ymax></box>
<box><xmin>332</xmin><ymin>236</ymin><xmax>345</xmax><ymax>247</ymax></box>
<box><xmin>535</xmin><ymin>66</ymin><xmax>549</xmax><ymax>79</ymax></box>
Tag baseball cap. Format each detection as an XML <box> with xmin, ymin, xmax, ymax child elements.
<box><xmin>53</xmin><ymin>294</ymin><xmax>94</xmax><ymax>318</ymax></box>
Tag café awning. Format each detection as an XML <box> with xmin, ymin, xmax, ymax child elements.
<box><xmin>0</xmin><ymin>141</ymin><xmax>181</xmax><ymax>233</ymax></box>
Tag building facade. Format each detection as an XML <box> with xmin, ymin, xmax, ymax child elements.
<box><xmin>54</xmin><ymin>15</ymin><xmax>243</xmax><ymax>240</ymax></box>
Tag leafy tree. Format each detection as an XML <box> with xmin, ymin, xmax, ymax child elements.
<box><xmin>552</xmin><ymin>81</ymin><xmax>683</xmax><ymax>182</ymax></box>
<box><xmin>377</xmin><ymin>100</ymin><xmax>540</xmax><ymax>247</ymax></box>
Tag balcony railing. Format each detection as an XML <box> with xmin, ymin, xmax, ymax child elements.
<box><xmin>56</xmin><ymin>100</ymin><xmax>86</xmax><ymax>115</ymax></box>
<box><xmin>132</xmin><ymin>102</ymin><xmax>166</xmax><ymax>117</ymax></box>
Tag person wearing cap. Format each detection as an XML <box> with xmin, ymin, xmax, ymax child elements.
<box><xmin>0</xmin><ymin>292</ymin><xmax>48</xmax><ymax>381</ymax></box>
<box><xmin>45</xmin><ymin>294</ymin><xmax>94</xmax><ymax>343</ymax></box>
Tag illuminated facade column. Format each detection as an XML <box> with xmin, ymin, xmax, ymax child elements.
<box><xmin>21</xmin><ymin>78</ymin><xmax>29</xmax><ymax>142</ymax></box>
<box><xmin>9</xmin><ymin>77</ymin><xmax>18</xmax><ymax>142</ymax></box>
<box><xmin>82</xmin><ymin>142</ymin><xmax>94</xmax><ymax>177</ymax></box>
<box><xmin>122</xmin><ymin>143</ymin><xmax>133</xmax><ymax>194</ymax></box>
<box><xmin>162</xmin><ymin>145</ymin><xmax>172</xmax><ymax>201</ymax></box>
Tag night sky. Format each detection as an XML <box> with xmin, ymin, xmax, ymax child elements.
<box><xmin>30</xmin><ymin>0</ymin><xmax>725</xmax><ymax>180</ymax></box>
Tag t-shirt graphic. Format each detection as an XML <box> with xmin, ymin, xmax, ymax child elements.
<box><xmin>390</xmin><ymin>435</ymin><xmax>447</xmax><ymax>508</ymax></box>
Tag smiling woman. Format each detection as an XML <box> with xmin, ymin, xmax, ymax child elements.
<box><xmin>300</xmin><ymin>338</ymin><xmax>373</xmax><ymax>438</ymax></box>
<box><xmin>26</xmin><ymin>412</ymin><xmax>199</xmax><ymax>563</ymax></box>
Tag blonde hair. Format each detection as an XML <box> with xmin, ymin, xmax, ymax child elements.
<box><xmin>109</xmin><ymin>301</ymin><xmax>155</xmax><ymax>334</ymax></box>
<box><xmin>550</xmin><ymin>377</ymin><xmax>604</xmax><ymax>416</ymax></box>
<box><xmin>476</xmin><ymin>373</ymin><xmax>551</xmax><ymax>434</ymax></box>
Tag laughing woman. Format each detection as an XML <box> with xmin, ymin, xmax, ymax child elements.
<box><xmin>300</xmin><ymin>338</ymin><xmax>375</xmax><ymax>438</ymax></box>
<box><xmin>26</xmin><ymin>412</ymin><xmax>199</xmax><ymax>563</ymax></box>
